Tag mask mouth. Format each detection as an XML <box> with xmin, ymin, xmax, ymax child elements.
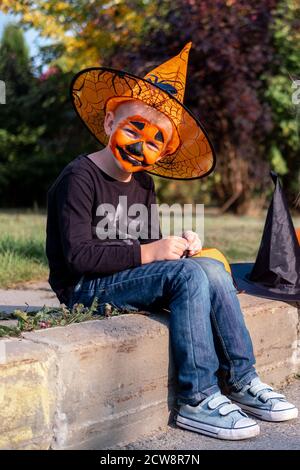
<box><xmin>117</xmin><ymin>145</ymin><xmax>149</xmax><ymax>167</ymax></box>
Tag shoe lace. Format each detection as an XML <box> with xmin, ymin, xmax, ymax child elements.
<box><xmin>248</xmin><ymin>381</ymin><xmax>285</xmax><ymax>403</ymax></box>
<box><xmin>208</xmin><ymin>394</ymin><xmax>242</xmax><ymax>416</ymax></box>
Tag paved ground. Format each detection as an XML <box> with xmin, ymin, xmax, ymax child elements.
<box><xmin>116</xmin><ymin>380</ymin><xmax>300</xmax><ymax>450</ymax></box>
<box><xmin>0</xmin><ymin>281</ymin><xmax>59</xmax><ymax>314</ymax></box>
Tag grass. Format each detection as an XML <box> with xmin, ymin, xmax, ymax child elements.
<box><xmin>0</xmin><ymin>210</ymin><xmax>48</xmax><ymax>288</ymax></box>
<box><xmin>163</xmin><ymin>211</ymin><xmax>300</xmax><ymax>263</ymax></box>
<box><xmin>204</xmin><ymin>213</ymin><xmax>270</xmax><ymax>261</ymax></box>
<box><xmin>0</xmin><ymin>209</ymin><xmax>299</xmax><ymax>289</ymax></box>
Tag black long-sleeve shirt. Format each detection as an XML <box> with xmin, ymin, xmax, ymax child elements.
<box><xmin>46</xmin><ymin>153</ymin><xmax>162</xmax><ymax>304</ymax></box>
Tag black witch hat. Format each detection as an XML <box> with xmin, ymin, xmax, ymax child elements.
<box><xmin>231</xmin><ymin>172</ymin><xmax>300</xmax><ymax>302</ymax></box>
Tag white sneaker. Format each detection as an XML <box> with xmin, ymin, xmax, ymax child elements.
<box><xmin>229</xmin><ymin>377</ymin><xmax>298</xmax><ymax>422</ymax></box>
<box><xmin>176</xmin><ymin>392</ymin><xmax>260</xmax><ymax>440</ymax></box>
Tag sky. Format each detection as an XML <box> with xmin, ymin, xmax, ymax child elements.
<box><xmin>0</xmin><ymin>11</ymin><xmax>52</xmax><ymax>65</ymax></box>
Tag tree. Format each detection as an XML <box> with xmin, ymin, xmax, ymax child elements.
<box><xmin>0</xmin><ymin>23</ymin><xmax>37</xmax><ymax>204</ymax></box>
<box><xmin>0</xmin><ymin>24</ymin><xmax>95</xmax><ymax>207</ymax></box>
<box><xmin>0</xmin><ymin>0</ymin><xmax>162</xmax><ymax>72</ymax></box>
<box><xmin>265</xmin><ymin>0</ymin><xmax>300</xmax><ymax>204</ymax></box>
<box><xmin>115</xmin><ymin>0</ymin><xmax>277</xmax><ymax>214</ymax></box>
<box><xmin>1</xmin><ymin>1</ymin><xmax>299</xmax><ymax>212</ymax></box>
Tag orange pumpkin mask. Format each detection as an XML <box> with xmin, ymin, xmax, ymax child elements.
<box><xmin>110</xmin><ymin>115</ymin><xmax>170</xmax><ymax>173</ymax></box>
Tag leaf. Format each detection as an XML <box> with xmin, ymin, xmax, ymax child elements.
<box><xmin>14</xmin><ymin>310</ymin><xmax>28</xmax><ymax>321</ymax></box>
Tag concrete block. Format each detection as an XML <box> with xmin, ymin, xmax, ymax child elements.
<box><xmin>240</xmin><ymin>295</ymin><xmax>299</xmax><ymax>385</ymax></box>
<box><xmin>23</xmin><ymin>314</ymin><xmax>176</xmax><ymax>449</ymax></box>
<box><xmin>0</xmin><ymin>338</ymin><xmax>57</xmax><ymax>450</ymax></box>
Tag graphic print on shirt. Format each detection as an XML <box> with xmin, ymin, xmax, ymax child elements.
<box><xmin>95</xmin><ymin>195</ymin><xmax>149</xmax><ymax>241</ymax></box>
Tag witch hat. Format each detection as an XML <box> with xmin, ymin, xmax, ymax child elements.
<box><xmin>70</xmin><ymin>43</ymin><xmax>216</xmax><ymax>180</ymax></box>
<box><xmin>231</xmin><ymin>172</ymin><xmax>300</xmax><ymax>302</ymax></box>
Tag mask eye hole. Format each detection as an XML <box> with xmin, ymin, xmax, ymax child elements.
<box><xmin>123</xmin><ymin>128</ymin><xmax>139</xmax><ymax>138</ymax></box>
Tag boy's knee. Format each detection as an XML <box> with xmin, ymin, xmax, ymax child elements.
<box><xmin>192</xmin><ymin>257</ymin><xmax>227</xmax><ymax>278</ymax></box>
<box><xmin>164</xmin><ymin>258</ymin><xmax>209</xmax><ymax>287</ymax></box>
<box><xmin>192</xmin><ymin>257</ymin><xmax>236</xmax><ymax>292</ymax></box>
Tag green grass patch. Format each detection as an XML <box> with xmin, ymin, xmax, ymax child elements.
<box><xmin>204</xmin><ymin>214</ymin><xmax>266</xmax><ymax>262</ymax></box>
<box><xmin>0</xmin><ymin>211</ymin><xmax>48</xmax><ymax>287</ymax></box>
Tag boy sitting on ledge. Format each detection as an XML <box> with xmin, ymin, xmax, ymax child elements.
<box><xmin>46</xmin><ymin>44</ymin><xmax>297</xmax><ymax>440</ymax></box>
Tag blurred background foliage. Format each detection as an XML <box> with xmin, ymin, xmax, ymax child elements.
<box><xmin>0</xmin><ymin>0</ymin><xmax>299</xmax><ymax>213</ymax></box>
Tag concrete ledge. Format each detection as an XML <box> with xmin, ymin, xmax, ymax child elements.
<box><xmin>0</xmin><ymin>294</ymin><xmax>299</xmax><ymax>449</ymax></box>
<box><xmin>239</xmin><ymin>295</ymin><xmax>299</xmax><ymax>385</ymax></box>
<box><xmin>0</xmin><ymin>339</ymin><xmax>57</xmax><ymax>449</ymax></box>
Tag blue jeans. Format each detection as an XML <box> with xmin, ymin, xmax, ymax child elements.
<box><xmin>67</xmin><ymin>257</ymin><xmax>257</xmax><ymax>405</ymax></box>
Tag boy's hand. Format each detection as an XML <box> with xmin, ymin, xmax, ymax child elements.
<box><xmin>141</xmin><ymin>236</ymin><xmax>189</xmax><ymax>264</ymax></box>
<box><xmin>182</xmin><ymin>230</ymin><xmax>202</xmax><ymax>256</ymax></box>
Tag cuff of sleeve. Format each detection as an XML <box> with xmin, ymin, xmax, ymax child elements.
<box><xmin>132</xmin><ymin>240</ymin><xmax>142</xmax><ymax>267</ymax></box>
